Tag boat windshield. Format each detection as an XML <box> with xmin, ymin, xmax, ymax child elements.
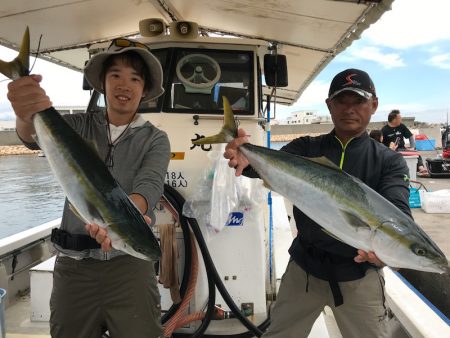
<box><xmin>88</xmin><ymin>47</ymin><xmax>254</xmax><ymax>115</ymax></box>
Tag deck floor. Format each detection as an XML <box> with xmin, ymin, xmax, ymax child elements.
<box><xmin>410</xmin><ymin>175</ymin><xmax>450</xmax><ymax>259</ymax></box>
<box><xmin>6</xmin><ymin>292</ymin><xmax>50</xmax><ymax>337</ymax></box>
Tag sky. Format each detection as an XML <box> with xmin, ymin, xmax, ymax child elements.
<box><xmin>276</xmin><ymin>0</ymin><xmax>450</xmax><ymax>124</ymax></box>
<box><xmin>1</xmin><ymin>0</ymin><xmax>450</xmax><ymax>124</ymax></box>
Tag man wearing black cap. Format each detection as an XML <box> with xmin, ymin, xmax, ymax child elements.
<box><xmin>224</xmin><ymin>68</ymin><xmax>411</xmax><ymax>337</ymax></box>
<box><xmin>7</xmin><ymin>37</ymin><xmax>170</xmax><ymax>337</ymax></box>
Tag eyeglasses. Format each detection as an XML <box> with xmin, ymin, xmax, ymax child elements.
<box><xmin>109</xmin><ymin>38</ymin><xmax>149</xmax><ymax>51</ymax></box>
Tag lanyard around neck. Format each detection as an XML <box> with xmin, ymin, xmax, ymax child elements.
<box><xmin>104</xmin><ymin>111</ymin><xmax>136</xmax><ymax>169</ymax></box>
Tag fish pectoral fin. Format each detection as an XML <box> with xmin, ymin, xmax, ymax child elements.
<box><xmin>31</xmin><ymin>133</ymin><xmax>41</xmax><ymax>147</ymax></box>
<box><xmin>262</xmin><ymin>179</ymin><xmax>273</xmax><ymax>191</ymax></box>
<box><xmin>111</xmin><ymin>237</ymin><xmax>151</xmax><ymax>261</ymax></box>
<box><xmin>308</xmin><ymin>156</ymin><xmax>341</xmax><ymax>171</ymax></box>
<box><xmin>68</xmin><ymin>203</ymin><xmax>89</xmax><ymax>223</ymax></box>
<box><xmin>321</xmin><ymin>228</ymin><xmax>345</xmax><ymax>243</ymax></box>
<box><xmin>86</xmin><ymin>139</ymin><xmax>100</xmax><ymax>154</ymax></box>
<box><xmin>340</xmin><ymin>209</ymin><xmax>372</xmax><ymax>231</ymax></box>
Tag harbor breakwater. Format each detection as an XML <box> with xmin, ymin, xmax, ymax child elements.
<box><xmin>0</xmin><ymin>145</ymin><xmax>39</xmax><ymax>156</ymax></box>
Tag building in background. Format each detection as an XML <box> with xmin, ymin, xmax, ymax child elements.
<box><xmin>0</xmin><ymin>120</ymin><xmax>15</xmax><ymax>131</ymax></box>
<box><xmin>277</xmin><ymin>110</ymin><xmax>332</xmax><ymax>125</ymax></box>
<box><xmin>55</xmin><ymin>105</ymin><xmax>87</xmax><ymax>115</ymax></box>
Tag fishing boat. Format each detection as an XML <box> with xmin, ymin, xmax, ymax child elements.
<box><xmin>0</xmin><ymin>1</ymin><xmax>449</xmax><ymax>337</ymax></box>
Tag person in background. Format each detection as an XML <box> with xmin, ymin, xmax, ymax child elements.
<box><xmin>224</xmin><ymin>68</ymin><xmax>412</xmax><ymax>338</ymax></box>
<box><xmin>369</xmin><ymin>129</ymin><xmax>397</xmax><ymax>150</ymax></box>
<box><xmin>7</xmin><ymin>37</ymin><xmax>170</xmax><ymax>338</ymax></box>
<box><xmin>381</xmin><ymin>109</ymin><xmax>429</xmax><ymax>177</ymax></box>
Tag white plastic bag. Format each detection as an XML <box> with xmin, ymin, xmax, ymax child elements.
<box><xmin>182</xmin><ymin>145</ymin><xmax>264</xmax><ymax>235</ymax></box>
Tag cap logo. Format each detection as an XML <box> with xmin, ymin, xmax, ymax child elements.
<box><xmin>344</xmin><ymin>73</ymin><xmax>360</xmax><ymax>87</ymax></box>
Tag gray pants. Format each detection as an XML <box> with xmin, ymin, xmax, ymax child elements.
<box><xmin>264</xmin><ymin>260</ymin><xmax>390</xmax><ymax>338</ymax></box>
<box><xmin>50</xmin><ymin>255</ymin><xmax>162</xmax><ymax>338</ymax></box>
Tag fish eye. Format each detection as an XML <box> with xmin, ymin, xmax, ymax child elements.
<box><xmin>136</xmin><ymin>247</ymin><xmax>144</xmax><ymax>253</ymax></box>
<box><xmin>414</xmin><ymin>247</ymin><xmax>426</xmax><ymax>256</ymax></box>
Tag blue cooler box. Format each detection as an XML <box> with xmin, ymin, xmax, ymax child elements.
<box><xmin>409</xmin><ymin>187</ymin><xmax>421</xmax><ymax>208</ymax></box>
<box><xmin>415</xmin><ymin>139</ymin><xmax>435</xmax><ymax>151</ymax></box>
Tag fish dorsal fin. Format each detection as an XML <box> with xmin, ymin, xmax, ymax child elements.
<box><xmin>191</xmin><ymin>96</ymin><xmax>237</xmax><ymax>145</ymax></box>
<box><xmin>308</xmin><ymin>156</ymin><xmax>341</xmax><ymax>170</ymax></box>
<box><xmin>222</xmin><ymin>96</ymin><xmax>238</xmax><ymax>134</ymax></box>
<box><xmin>340</xmin><ymin>209</ymin><xmax>371</xmax><ymax>231</ymax></box>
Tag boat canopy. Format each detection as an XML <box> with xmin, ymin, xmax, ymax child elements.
<box><xmin>0</xmin><ymin>0</ymin><xmax>394</xmax><ymax>105</ymax></box>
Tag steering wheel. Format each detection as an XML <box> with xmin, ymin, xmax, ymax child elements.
<box><xmin>176</xmin><ymin>54</ymin><xmax>221</xmax><ymax>94</ymax></box>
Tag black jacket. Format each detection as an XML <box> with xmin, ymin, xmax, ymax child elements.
<box><xmin>244</xmin><ymin>130</ymin><xmax>411</xmax><ymax>283</ymax></box>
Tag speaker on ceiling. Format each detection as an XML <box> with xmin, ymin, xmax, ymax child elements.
<box><xmin>139</xmin><ymin>18</ymin><xmax>166</xmax><ymax>37</ymax></box>
<box><xmin>170</xmin><ymin>21</ymin><xmax>199</xmax><ymax>39</ymax></box>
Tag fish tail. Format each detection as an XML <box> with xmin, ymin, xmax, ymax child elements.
<box><xmin>192</xmin><ymin>96</ymin><xmax>238</xmax><ymax>145</ymax></box>
<box><xmin>0</xmin><ymin>26</ymin><xmax>30</xmax><ymax>80</ymax></box>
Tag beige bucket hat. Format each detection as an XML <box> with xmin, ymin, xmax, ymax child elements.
<box><xmin>84</xmin><ymin>38</ymin><xmax>164</xmax><ymax>102</ymax></box>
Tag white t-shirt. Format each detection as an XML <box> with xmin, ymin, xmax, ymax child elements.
<box><xmin>108</xmin><ymin>114</ymin><xmax>146</xmax><ymax>143</ymax></box>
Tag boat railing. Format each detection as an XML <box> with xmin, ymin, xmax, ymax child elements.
<box><xmin>384</xmin><ymin>267</ymin><xmax>450</xmax><ymax>337</ymax></box>
<box><xmin>0</xmin><ymin>218</ymin><xmax>61</xmax><ymax>258</ymax></box>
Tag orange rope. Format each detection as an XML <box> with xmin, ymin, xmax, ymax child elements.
<box><xmin>171</xmin><ymin>311</ymin><xmax>206</xmax><ymax>331</ymax></box>
<box><xmin>163</xmin><ymin>231</ymin><xmax>201</xmax><ymax>337</ymax></box>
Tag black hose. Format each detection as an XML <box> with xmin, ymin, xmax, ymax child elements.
<box><xmin>163</xmin><ymin>184</ymin><xmax>269</xmax><ymax>337</ymax></box>
<box><xmin>187</xmin><ymin>213</ymin><xmax>264</xmax><ymax>337</ymax></box>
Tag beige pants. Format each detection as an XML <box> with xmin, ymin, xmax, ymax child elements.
<box><xmin>50</xmin><ymin>255</ymin><xmax>162</xmax><ymax>338</ymax></box>
<box><xmin>264</xmin><ymin>260</ymin><xmax>390</xmax><ymax>338</ymax></box>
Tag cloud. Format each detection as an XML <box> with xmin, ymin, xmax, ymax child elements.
<box><xmin>0</xmin><ymin>89</ymin><xmax>13</xmax><ymax>116</ymax></box>
<box><xmin>373</xmin><ymin>103</ymin><xmax>450</xmax><ymax>124</ymax></box>
<box><xmin>364</xmin><ymin>0</ymin><xmax>450</xmax><ymax>49</ymax></box>
<box><xmin>427</xmin><ymin>53</ymin><xmax>450</xmax><ymax>69</ymax></box>
<box><xmin>1</xmin><ymin>77</ymin><xmax>19</xmax><ymax>121</ymax></box>
<box><xmin>33</xmin><ymin>62</ymin><xmax>91</xmax><ymax>107</ymax></box>
<box><xmin>274</xmin><ymin>81</ymin><xmax>330</xmax><ymax>121</ymax></box>
<box><xmin>0</xmin><ymin>111</ymin><xmax>15</xmax><ymax>120</ymax></box>
<box><xmin>296</xmin><ymin>80</ymin><xmax>329</xmax><ymax>106</ymax></box>
<box><xmin>347</xmin><ymin>46</ymin><xmax>405</xmax><ymax>69</ymax></box>
<box><xmin>377</xmin><ymin>102</ymin><xmax>428</xmax><ymax>115</ymax></box>
<box><xmin>426</xmin><ymin>46</ymin><xmax>443</xmax><ymax>54</ymax></box>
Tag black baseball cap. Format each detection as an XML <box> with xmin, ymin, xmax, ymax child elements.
<box><xmin>328</xmin><ymin>68</ymin><xmax>376</xmax><ymax>100</ymax></box>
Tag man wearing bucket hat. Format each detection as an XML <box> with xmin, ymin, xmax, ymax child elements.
<box><xmin>223</xmin><ymin>69</ymin><xmax>411</xmax><ymax>337</ymax></box>
<box><xmin>7</xmin><ymin>37</ymin><xmax>170</xmax><ymax>337</ymax></box>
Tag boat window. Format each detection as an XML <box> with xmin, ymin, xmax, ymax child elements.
<box><xmin>163</xmin><ymin>49</ymin><xmax>253</xmax><ymax>115</ymax></box>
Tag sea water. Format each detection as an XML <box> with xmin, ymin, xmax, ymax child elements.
<box><xmin>0</xmin><ymin>142</ymin><xmax>288</xmax><ymax>239</ymax></box>
<box><xmin>0</xmin><ymin>155</ymin><xmax>64</xmax><ymax>239</ymax></box>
